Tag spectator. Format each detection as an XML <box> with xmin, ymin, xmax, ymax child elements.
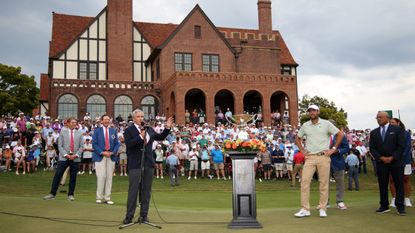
<box><xmin>185</xmin><ymin>109</ymin><xmax>191</xmax><ymax>124</ymax></box>
<box><xmin>154</xmin><ymin>144</ymin><xmax>164</xmax><ymax>179</ymax></box>
<box><xmin>272</xmin><ymin>145</ymin><xmax>285</xmax><ymax>179</ymax></box>
<box><xmin>345</xmin><ymin>150</ymin><xmax>360</xmax><ymax>191</ymax></box>
<box><xmin>389</xmin><ymin>118</ymin><xmax>413</xmax><ymax>208</ymax></box>
<box><xmin>44</xmin><ymin>145</ymin><xmax>56</xmax><ymax>171</ymax></box>
<box><xmin>200</xmin><ymin>145</ymin><xmax>211</xmax><ymax>179</ymax></box>
<box><xmin>258</xmin><ymin>147</ymin><xmax>272</xmax><ymax>180</ymax></box>
<box><xmin>292</xmin><ymin>151</ymin><xmax>304</xmax><ymax>187</ymax></box>
<box><xmin>79</xmin><ymin>138</ymin><xmax>93</xmax><ymax>175</ymax></box>
<box><xmin>16</xmin><ymin>113</ymin><xmax>27</xmax><ymax>145</ymax></box>
<box><xmin>26</xmin><ymin>145</ymin><xmax>37</xmax><ymax>173</ymax></box>
<box><xmin>13</xmin><ymin>140</ymin><xmax>26</xmax><ymax>175</ymax></box>
<box><xmin>211</xmin><ymin>144</ymin><xmax>226</xmax><ymax>180</ymax></box>
<box><xmin>118</xmin><ymin>136</ymin><xmax>128</xmax><ymax>176</ymax></box>
<box><xmin>166</xmin><ymin>149</ymin><xmax>180</xmax><ymax>187</ymax></box>
<box><xmin>188</xmin><ymin>146</ymin><xmax>199</xmax><ymax>180</ymax></box>
<box><xmin>284</xmin><ymin>145</ymin><xmax>294</xmax><ymax>180</ymax></box>
<box><xmin>3</xmin><ymin>145</ymin><xmax>13</xmax><ymax>172</ymax></box>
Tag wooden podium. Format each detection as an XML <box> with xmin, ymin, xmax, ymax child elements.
<box><xmin>227</xmin><ymin>151</ymin><xmax>262</xmax><ymax>229</ymax></box>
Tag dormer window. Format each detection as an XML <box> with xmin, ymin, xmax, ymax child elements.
<box><xmin>281</xmin><ymin>65</ymin><xmax>291</xmax><ymax>75</ymax></box>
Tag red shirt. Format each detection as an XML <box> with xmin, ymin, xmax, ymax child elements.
<box><xmin>293</xmin><ymin>151</ymin><xmax>305</xmax><ymax>165</ymax></box>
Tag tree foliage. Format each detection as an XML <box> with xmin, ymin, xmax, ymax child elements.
<box><xmin>299</xmin><ymin>95</ymin><xmax>348</xmax><ymax>128</ymax></box>
<box><xmin>0</xmin><ymin>63</ymin><xmax>39</xmax><ymax>116</ymax></box>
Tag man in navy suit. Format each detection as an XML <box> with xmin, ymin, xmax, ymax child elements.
<box><xmin>92</xmin><ymin>114</ymin><xmax>120</xmax><ymax>205</ymax></box>
<box><xmin>122</xmin><ymin>109</ymin><xmax>173</xmax><ymax>224</ymax></box>
<box><xmin>369</xmin><ymin>111</ymin><xmax>406</xmax><ymax>215</ymax></box>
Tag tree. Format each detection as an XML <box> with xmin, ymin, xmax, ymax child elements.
<box><xmin>0</xmin><ymin>63</ymin><xmax>39</xmax><ymax>116</ymax></box>
<box><xmin>299</xmin><ymin>95</ymin><xmax>348</xmax><ymax>128</ymax></box>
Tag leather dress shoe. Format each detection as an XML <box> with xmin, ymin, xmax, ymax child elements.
<box><xmin>375</xmin><ymin>207</ymin><xmax>390</xmax><ymax>214</ymax></box>
<box><xmin>122</xmin><ymin>217</ymin><xmax>132</xmax><ymax>224</ymax></box>
<box><xmin>397</xmin><ymin>209</ymin><xmax>407</xmax><ymax>216</ymax></box>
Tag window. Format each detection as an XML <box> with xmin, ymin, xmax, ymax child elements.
<box><xmin>86</xmin><ymin>95</ymin><xmax>106</xmax><ymax>119</ymax></box>
<box><xmin>89</xmin><ymin>63</ymin><xmax>97</xmax><ymax>80</ymax></box>
<box><xmin>281</xmin><ymin>65</ymin><xmax>291</xmax><ymax>75</ymax></box>
<box><xmin>175</xmin><ymin>53</ymin><xmax>192</xmax><ymax>71</ymax></box>
<box><xmin>202</xmin><ymin>54</ymin><xmax>219</xmax><ymax>72</ymax></box>
<box><xmin>141</xmin><ymin>96</ymin><xmax>157</xmax><ymax>121</ymax></box>
<box><xmin>79</xmin><ymin>62</ymin><xmax>87</xmax><ymax>80</ymax></box>
<box><xmin>114</xmin><ymin>95</ymin><xmax>133</xmax><ymax>121</ymax></box>
<box><xmin>194</xmin><ymin>25</ymin><xmax>201</xmax><ymax>39</ymax></box>
<box><xmin>79</xmin><ymin>62</ymin><xmax>98</xmax><ymax>80</ymax></box>
<box><xmin>58</xmin><ymin>94</ymin><xmax>78</xmax><ymax>119</ymax></box>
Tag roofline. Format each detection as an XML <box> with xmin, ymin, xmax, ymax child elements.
<box><xmin>157</xmin><ymin>4</ymin><xmax>236</xmax><ymax>54</ymax></box>
<box><xmin>50</xmin><ymin>7</ymin><xmax>107</xmax><ymax>59</ymax></box>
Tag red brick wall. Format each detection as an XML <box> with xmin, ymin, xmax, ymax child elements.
<box><xmin>107</xmin><ymin>0</ymin><xmax>133</xmax><ymax>81</ymax></box>
<box><xmin>158</xmin><ymin>9</ymin><xmax>236</xmax><ymax>84</ymax></box>
<box><xmin>258</xmin><ymin>0</ymin><xmax>272</xmax><ymax>34</ymax></box>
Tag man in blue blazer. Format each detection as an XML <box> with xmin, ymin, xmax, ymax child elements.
<box><xmin>328</xmin><ymin>121</ymin><xmax>350</xmax><ymax>210</ymax></box>
<box><xmin>92</xmin><ymin>114</ymin><xmax>120</xmax><ymax>205</ymax></box>
<box><xmin>369</xmin><ymin>111</ymin><xmax>406</xmax><ymax>215</ymax></box>
<box><xmin>122</xmin><ymin>109</ymin><xmax>173</xmax><ymax>224</ymax></box>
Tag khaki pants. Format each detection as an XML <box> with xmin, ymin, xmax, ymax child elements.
<box><xmin>300</xmin><ymin>155</ymin><xmax>331</xmax><ymax>211</ymax></box>
<box><xmin>95</xmin><ymin>157</ymin><xmax>115</xmax><ymax>201</ymax></box>
<box><xmin>292</xmin><ymin>164</ymin><xmax>303</xmax><ymax>186</ymax></box>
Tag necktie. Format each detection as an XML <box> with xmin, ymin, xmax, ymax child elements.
<box><xmin>105</xmin><ymin>127</ymin><xmax>110</xmax><ymax>151</ymax></box>
<box><xmin>70</xmin><ymin>129</ymin><xmax>74</xmax><ymax>152</ymax></box>
<box><xmin>381</xmin><ymin>126</ymin><xmax>386</xmax><ymax>142</ymax></box>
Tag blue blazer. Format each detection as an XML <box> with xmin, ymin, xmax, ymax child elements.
<box><xmin>92</xmin><ymin>126</ymin><xmax>120</xmax><ymax>162</ymax></box>
<box><xmin>330</xmin><ymin>133</ymin><xmax>350</xmax><ymax>171</ymax></box>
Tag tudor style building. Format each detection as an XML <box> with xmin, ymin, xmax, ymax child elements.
<box><xmin>39</xmin><ymin>0</ymin><xmax>299</xmax><ymax>126</ymax></box>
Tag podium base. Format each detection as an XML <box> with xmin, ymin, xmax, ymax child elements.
<box><xmin>228</xmin><ymin>218</ymin><xmax>262</xmax><ymax>229</ymax></box>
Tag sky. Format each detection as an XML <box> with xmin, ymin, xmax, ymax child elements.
<box><xmin>1</xmin><ymin>0</ymin><xmax>414</xmax><ymax>130</ymax></box>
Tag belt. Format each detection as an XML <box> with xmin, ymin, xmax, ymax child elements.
<box><xmin>309</xmin><ymin>152</ymin><xmax>325</xmax><ymax>156</ymax></box>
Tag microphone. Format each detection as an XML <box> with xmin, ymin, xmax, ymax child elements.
<box><xmin>140</xmin><ymin>121</ymin><xmax>149</xmax><ymax>130</ymax></box>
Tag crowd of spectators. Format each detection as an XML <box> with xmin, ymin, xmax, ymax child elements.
<box><xmin>1</xmin><ymin>112</ymin><xmax>414</xmax><ymax>186</ymax></box>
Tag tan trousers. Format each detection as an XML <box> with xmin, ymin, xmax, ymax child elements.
<box><xmin>300</xmin><ymin>155</ymin><xmax>331</xmax><ymax>211</ymax></box>
<box><xmin>95</xmin><ymin>157</ymin><xmax>115</xmax><ymax>201</ymax></box>
<box><xmin>292</xmin><ymin>164</ymin><xmax>303</xmax><ymax>186</ymax></box>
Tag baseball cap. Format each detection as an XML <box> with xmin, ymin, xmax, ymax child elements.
<box><xmin>307</xmin><ymin>104</ymin><xmax>320</xmax><ymax>111</ymax></box>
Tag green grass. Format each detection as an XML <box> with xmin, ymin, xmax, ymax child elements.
<box><xmin>0</xmin><ymin>169</ymin><xmax>414</xmax><ymax>233</ymax></box>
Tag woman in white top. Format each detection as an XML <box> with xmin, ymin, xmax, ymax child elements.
<box><xmin>153</xmin><ymin>144</ymin><xmax>165</xmax><ymax>179</ymax></box>
<box><xmin>13</xmin><ymin>140</ymin><xmax>26</xmax><ymax>175</ymax></box>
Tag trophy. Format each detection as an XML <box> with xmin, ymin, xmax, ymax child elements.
<box><xmin>225</xmin><ymin>113</ymin><xmax>257</xmax><ymax>127</ymax></box>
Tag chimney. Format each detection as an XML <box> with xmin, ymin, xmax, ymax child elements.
<box><xmin>107</xmin><ymin>0</ymin><xmax>133</xmax><ymax>81</ymax></box>
<box><xmin>257</xmin><ymin>0</ymin><xmax>272</xmax><ymax>34</ymax></box>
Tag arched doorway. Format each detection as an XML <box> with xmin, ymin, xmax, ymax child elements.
<box><xmin>141</xmin><ymin>95</ymin><xmax>158</xmax><ymax>121</ymax></box>
<box><xmin>243</xmin><ymin>90</ymin><xmax>262</xmax><ymax>114</ymax></box>
<box><xmin>214</xmin><ymin>89</ymin><xmax>234</xmax><ymax>114</ymax></box>
<box><xmin>57</xmin><ymin>94</ymin><xmax>79</xmax><ymax>119</ymax></box>
<box><xmin>185</xmin><ymin>88</ymin><xmax>206</xmax><ymax>124</ymax></box>
<box><xmin>270</xmin><ymin>91</ymin><xmax>289</xmax><ymax>125</ymax></box>
<box><xmin>86</xmin><ymin>94</ymin><xmax>106</xmax><ymax>119</ymax></box>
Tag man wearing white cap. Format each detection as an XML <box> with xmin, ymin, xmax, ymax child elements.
<box><xmin>294</xmin><ymin>104</ymin><xmax>344</xmax><ymax>218</ymax></box>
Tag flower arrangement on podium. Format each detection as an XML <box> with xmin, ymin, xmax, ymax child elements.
<box><xmin>223</xmin><ymin>139</ymin><xmax>266</xmax><ymax>152</ymax></box>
